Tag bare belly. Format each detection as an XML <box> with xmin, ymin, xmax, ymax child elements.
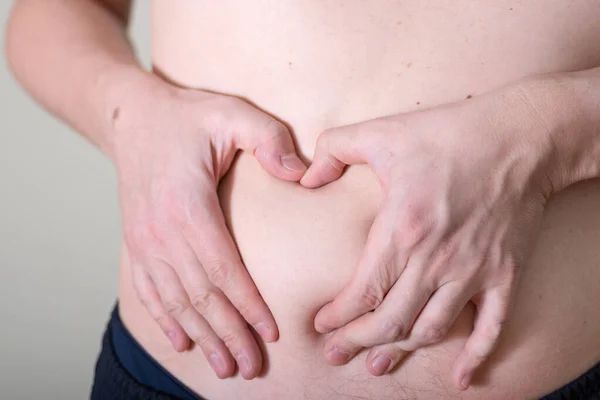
<box><xmin>119</xmin><ymin>1</ymin><xmax>600</xmax><ymax>399</ymax></box>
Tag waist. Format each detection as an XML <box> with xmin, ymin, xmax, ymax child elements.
<box><xmin>119</xmin><ymin>152</ymin><xmax>600</xmax><ymax>400</ymax></box>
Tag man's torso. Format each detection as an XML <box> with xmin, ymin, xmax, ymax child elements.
<box><xmin>119</xmin><ymin>1</ymin><xmax>600</xmax><ymax>399</ymax></box>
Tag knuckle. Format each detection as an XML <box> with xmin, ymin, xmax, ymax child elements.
<box><xmin>205</xmin><ymin>259</ymin><xmax>236</xmax><ymax>290</ymax></box>
<box><xmin>155</xmin><ymin>314</ymin><xmax>171</xmax><ymax>329</ymax></box>
<box><xmin>483</xmin><ymin>321</ymin><xmax>504</xmax><ymax>342</ymax></box>
<box><xmin>394</xmin><ymin>208</ymin><xmax>430</xmax><ymax>250</ymax></box>
<box><xmin>190</xmin><ymin>287</ymin><xmax>220</xmax><ymax>315</ymax></box>
<box><xmin>164</xmin><ymin>297</ymin><xmax>190</xmax><ymax>317</ymax></box>
<box><xmin>469</xmin><ymin>352</ymin><xmax>489</xmax><ymax>365</ymax></box>
<box><xmin>233</xmin><ymin>294</ymin><xmax>254</xmax><ymax>318</ymax></box>
<box><xmin>468</xmin><ymin>321</ymin><xmax>506</xmax><ymax>361</ymax></box>
<box><xmin>371</xmin><ymin>256</ymin><xmax>398</xmax><ymax>292</ymax></box>
<box><xmin>404</xmin><ymin>208</ymin><xmax>427</xmax><ymax>235</ymax></box>
<box><xmin>356</xmin><ymin>283</ymin><xmax>385</xmax><ymax>310</ymax></box>
<box><xmin>219</xmin><ymin>330</ymin><xmax>241</xmax><ymax>348</ymax></box>
<box><xmin>192</xmin><ymin>332</ymin><xmax>214</xmax><ymax>347</ymax></box>
<box><xmin>419</xmin><ymin>324</ymin><xmax>447</xmax><ymax>345</ymax></box>
<box><xmin>435</xmin><ymin>240</ymin><xmax>459</xmax><ymax>265</ymax></box>
<box><xmin>381</xmin><ymin>317</ymin><xmax>408</xmax><ymax>342</ymax></box>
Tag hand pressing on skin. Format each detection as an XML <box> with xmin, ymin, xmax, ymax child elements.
<box><xmin>113</xmin><ymin>74</ymin><xmax>306</xmax><ymax>380</ymax></box>
<box><xmin>301</xmin><ymin>81</ymin><xmax>557</xmax><ymax>389</ymax></box>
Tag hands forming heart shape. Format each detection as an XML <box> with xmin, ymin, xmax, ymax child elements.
<box><xmin>115</xmin><ymin>75</ymin><xmax>555</xmax><ymax>389</ymax></box>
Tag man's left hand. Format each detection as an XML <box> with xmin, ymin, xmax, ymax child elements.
<box><xmin>300</xmin><ymin>82</ymin><xmax>556</xmax><ymax>390</ymax></box>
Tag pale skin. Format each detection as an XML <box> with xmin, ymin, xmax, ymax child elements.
<box><xmin>300</xmin><ymin>74</ymin><xmax>600</xmax><ymax>388</ymax></box>
<box><xmin>6</xmin><ymin>0</ymin><xmax>600</xmax><ymax>393</ymax></box>
<box><xmin>114</xmin><ymin>82</ymin><xmax>308</xmax><ymax>378</ymax></box>
<box><xmin>6</xmin><ymin>0</ymin><xmax>307</xmax><ymax>381</ymax></box>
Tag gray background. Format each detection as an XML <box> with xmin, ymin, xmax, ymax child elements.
<box><xmin>1</xmin><ymin>2</ymin><xmax>151</xmax><ymax>398</ymax></box>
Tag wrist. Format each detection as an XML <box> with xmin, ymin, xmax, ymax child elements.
<box><xmin>94</xmin><ymin>65</ymin><xmax>176</xmax><ymax>162</ymax></box>
<box><xmin>514</xmin><ymin>72</ymin><xmax>600</xmax><ymax>194</ymax></box>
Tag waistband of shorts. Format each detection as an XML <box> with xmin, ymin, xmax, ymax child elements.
<box><xmin>540</xmin><ymin>360</ymin><xmax>600</xmax><ymax>400</ymax></box>
<box><xmin>91</xmin><ymin>305</ymin><xmax>192</xmax><ymax>400</ymax></box>
<box><xmin>94</xmin><ymin>303</ymin><xmax>599</xmax><ymax>400</ymax></box>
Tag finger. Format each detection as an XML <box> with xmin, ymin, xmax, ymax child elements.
<box><xmin>227</xmin><ymin>100</ymin><xmax>307</xmax><ymax>180</ymax></box>
<box><xmin>452</xmin><ymin>287</ymin><xmax>511</xmax><ymax>390</ymax></box>
<box><xmin>171</xmin><ymin>238</ymin><xmax>264</xmax><ymax>380</ymax></box>
<box><xmin>364</xmin><ymin>281</ymin><xmax>473</xmax><ymax>376</ymax></box>
<box><xmin>394</xmin><ymin>280</ymin><xmax>473</xmax><ymax>350</ymax></box>
<box><xmin>131</xmin><ymin>262</ymin><xmax>190</xmax><ymax>352</ymax></box>
<box><xmin>314</xmin><ymin>201</ymin><xmax>403</xmax><ymax>333</ymax></box>
<box><xmin>322</xmin><ymin>265</ymin><xmax>432</xmax><ymax>366</ymax></box>
<box><xmin>300</xmin><ymin>121</ymin><xmax>382</xmax><ymax>188</ymax></box>
<box><xmin>365</xmin><ymin>343</ymin><xmax>410</xmax><ymax>376</ymax></box>
<box><xmin>186</xmin><ymin>192</ymin><xmax>279</xmax><ymax>343</ymax></box>
<box><xmin>148</xmin><ymin>258</ymin><xmax>236</xmax><ymax>379</ymax></box>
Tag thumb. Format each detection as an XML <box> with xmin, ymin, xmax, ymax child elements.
<box><xmin>252</xmin><ymin>119</ymin><xmax>308</xmax><ymax>181</ymax></box>
<box><xmin>229</xmin><ymin>103</ymin><xmax>307</xmax><ymax>181</ymax></box>
<box><xmin>300</xmin><ymin>122</ymin><xmax>377</xmax><ymax>188</ymax></box>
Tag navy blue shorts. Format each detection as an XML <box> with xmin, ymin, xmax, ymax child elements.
<box><xmin>91</xmin><ymin>304</ymin><xmax>600</xmax><ymax>399</ymax></box>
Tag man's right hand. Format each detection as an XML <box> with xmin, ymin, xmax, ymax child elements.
<box><xmin>111</xmin><ymin>75</ymin><xmax>307</xmax><ymax>379</ymax></box>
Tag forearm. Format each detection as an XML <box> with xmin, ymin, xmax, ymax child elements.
<box><xmin>5</xmin><ymin>0</ymin><xmax>163</xmax><ymax>159</ymax></box>
<box><xmin>521</xmin><ymin>67</ymin><xmax>600</xmax><ymax>193</ymax></box>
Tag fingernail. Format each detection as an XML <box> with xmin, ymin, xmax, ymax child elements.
<box><xmin>167</xmin><ymin>331</ymin><xmax>176</xmax><ymax>341</ymax></box>
<box><xmin>208</xmin><ymin>353</ymin><xmax>227</xmax><ymax>377</ymax></box>
<box><xmin>460</xmin><ymin>373</ymin><xmax>472</xmax><ymax>390</ymax></box>
<box><xmin>281</xmin><ymin>153</ymin><xmax>307</xmax><ymax>172</ymax></box>
<box><xmin>327</xmin><ymin>347</ymin><xmax>351</xmax><ymax>364</ymax></box>
<box><xmin>253</xmin><ymin>322</ymin><xmax>272</xmax><ymax>341</ymax></box>
<box><xmin>237</xmin><ymin>353</ymin><xmax>252</xmax><ymax>377</ymax></box>
<box><xmin>371</xmin><ymin>355</ymin><xmax>392</xmax><ymax>375</ymax></box>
